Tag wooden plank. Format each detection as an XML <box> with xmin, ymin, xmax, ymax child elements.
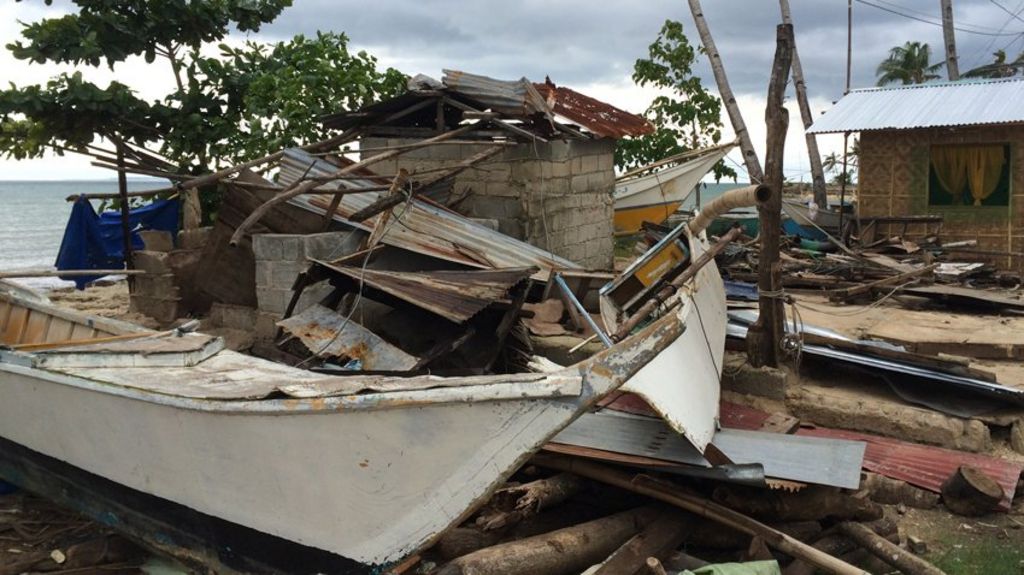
<box><xmin>3</xmin><ymin>306</ymin><xmax>29</xmax><ymax>345</ymax></box>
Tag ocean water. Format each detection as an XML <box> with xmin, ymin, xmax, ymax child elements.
<box><xmin>0</xmin><ymin>180</ymin><xmax>166</xmax><ymax>289</ymax></box>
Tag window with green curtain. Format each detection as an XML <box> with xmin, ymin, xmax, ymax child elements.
<box><xmin>928</xmin><ymin>144</ymin><xmax>1010</xmax><ymax>207</ymax></box>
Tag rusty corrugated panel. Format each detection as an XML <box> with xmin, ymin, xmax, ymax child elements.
<box><xmin>278</xmin><ymin>304</ymin><xmax>420</xmax><ymax>370</ymax></box>
<box><xmin>442</xmin><ymin>70</ymin><xmax>551</xmax><ymax>117</ymax></box>
<box><xmin>798</xmin><ymin>426</ymin><xmax>1023</xmax><ymax>510</ymax></box>
<box><xmin>534</xmin><ymin>81</ymin><xmax>654</xmax><ymax>138</ymax></box>
<box><xmin>279</xmin><ymin>149</ymin><xmax>580</xmax><ymax>279</ymax></box>
<box><xmin>312</xmin><ymin>262</ymin><xmax>536</xmax><ymax>323</ymax></box>
<box><xmin>808</xmin><ymin>78</ymin><xmax>1024</xmax><ymax>134</ymax></box>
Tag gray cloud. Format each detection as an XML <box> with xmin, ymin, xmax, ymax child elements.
<box><xmin>257</xmin><ymin>0</ymin><xmax>1024</xmax><ymax>105</ymax></box>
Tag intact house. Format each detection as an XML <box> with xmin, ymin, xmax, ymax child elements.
<box><xmin>808</xmin><ymin>79</ymin><xmax>1024</xmax><ymax>271</ymax></box>
<box><xmin>321</xmin><ymin>70</ymin><xmax>653</xmax><ymax>269</ymax></box>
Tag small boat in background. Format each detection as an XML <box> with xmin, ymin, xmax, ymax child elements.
<box><xmin>613</xmin><ymin>142</ymin><xmax>735</xmax><ymax>234</ymax></box>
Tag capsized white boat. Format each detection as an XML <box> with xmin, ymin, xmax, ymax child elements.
<box><xmin>0</xmin><ymin>260</ymin><xmax>713</xmax><ymax>572</ymax></box>
<box><xmin>613</xmin><ymin>141</ymin><xmax>736</xmax><ymax>234</ymax></box>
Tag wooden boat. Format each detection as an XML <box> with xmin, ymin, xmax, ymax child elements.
<box><xmin>613</xmin><ymin>142</ymin><xmax>735</xmax><ymax>234</ymax></box>
<box><xmin>0</xmin><ymin>250</ymin><xmax>722</xmax><ymax>571</ymax></box>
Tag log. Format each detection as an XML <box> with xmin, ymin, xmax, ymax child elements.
<box><xmin>838</xmin><ymin>522</ymin><xmax>947</xmax><ymax>575</ymax></box>
<box><xmin>592</xmin><ymin>510</ymin><xmax>690</xmax><ymax>575</ymax></box>
<box><xmin>662</xmin><ymin>551</ymin><xmax>710</xmax><ymax>572</ymax></box>
<box><xmin>436</xmin><ymin>508</ymin><xmax>657</xmax><ymax>575</ymax></box>
<box><xmin>645</xmin><ymin>557</ymin><xmax>668</xmax><ymax>575</ymax></box>
<box><xmin>747</xmin><ymin>24</ymin><xmax>791</xmax><ymax>368</ymax></box>
<box><xmin>783</xmin><ymin>518</ymin><xmax>898</xmax><ymax>575</ymax></box>
<box><xmin>860</xmin><ymin>472</ymin><xmax>939</xmax><ymax>509</ymax></box>
<box><xmin>476</xmin><ymin>473</ymin><xmax>586</xmax><ymax>531</ymax></box>
<box><xmin>712</xmin><ymin>486</ymin><xmax>883</xmax><ymax>522</ymax></box>
<box><xmin>532</xmin><ymin>455</ymin><xmax>867</xmax><ymax>575</ymax></box>
<box><xmin>941</xmin><ymin>465</ymin><xmax>1004</xmax><ymax>516</ymax></box>
<box><xmin>434</xmin><ymin>527</ymin><xmax>503</xmax><ymax>561</ymax></box>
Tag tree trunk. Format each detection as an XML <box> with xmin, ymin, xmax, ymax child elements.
<box><xmin>591</xmin><ymin>510</ymin><xmax>690</xmax><ymax>575</ymax></box>
<box><xmin>941</xmin><ymin>465</ymin><xmax>1004</xmax><ymax>516</ymax></box>
<box><xmin>860</xmin><ymin>472</ymin><xmax>939</xmax><ymax>509</ymax></box>
<box><xmin>713</xmin><ymin>485</ymin><xmax>883</xmax><ymax>522</ymax></box>
<box><xmin>779</xmin><ymin>0</ymin><xmax>828</xmax><ymax>208</ymax></box>
<box><xmin>940</xmin><ymin>0</ymin><xmax>960</xmax><ymax>80</ymax></box>
<box><xmin>747</xmin><ymin>24</ymin><xmax>792</xmax><ymax>368</ymax></box>
<box><xmin>436</xmin><ymin>508</ymin><xmax>657</xmax><ymax>575</ymax></box>
<box><xmin>686</xmin><ymin>0</ymin><xmax>764</xmax><ymax>182</ymax></box>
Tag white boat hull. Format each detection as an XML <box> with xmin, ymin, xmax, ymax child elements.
<box><xmin>0</xmin><ymin>299</ymin><xmax>687</xmax><ymax>569</ymax></box>
<box><xmin>613</xmin><ymin>147</ymin><xmax>731</xmax><ymax>233</ymax></box>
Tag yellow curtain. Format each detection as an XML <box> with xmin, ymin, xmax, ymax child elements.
<box><xmin>965</xmin><ymin>145</ymin><xmax>1005</xmax><ymax>205</ymax></box>
<box><xmin>930</xmin><ymin>146</ymin><xmax>970</xmax><ymax>203</ymax></box>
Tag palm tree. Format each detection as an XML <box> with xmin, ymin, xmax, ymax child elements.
<box><xmin>963</xmin><ymin>50</ymin><xmax>1024</xmax><ymax>78</ymax></box>
<box><xmin>876</xmin><ymin>41</ymin><xmax>944</xmax><ymax>86</ymax></box>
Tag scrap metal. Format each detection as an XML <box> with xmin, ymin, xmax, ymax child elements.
<box><xmin>534</xmin><ymin>80</ymin><xmax>655</xmax><ymax>138</ymax></box>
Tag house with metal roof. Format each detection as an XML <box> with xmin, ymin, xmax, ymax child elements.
<box><xmin>321</xmin><ymin>70</ymin><xmax>654</xmax><ymax>269</ymax></box>
<box><xmin>809</xmin><ymin>78</ymin><xmax>1024</xmax><ymax>270</ymax></box>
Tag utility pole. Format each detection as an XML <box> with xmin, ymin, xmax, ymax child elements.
<box><xmin>747</xmin><ymin>24</ymin><xmax>792</xmax><ymax>369</ymax></box>
<box><xmin>687</xmin><ymin>0</ymin><xmax>764</xmax><ymax>183</ymax></box>
<box><xmin>779</xmin><ymin>0</ymin><xmax>828</xmax><ymax>209</ymax></box>
<box><xmin>941</xmin><ymin>0</ymin><xmax>960</xmax><ymax>80</ymax></box>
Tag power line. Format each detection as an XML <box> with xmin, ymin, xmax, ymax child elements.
<box><xmin>874</xmin><ymin>0</ymin><xmax>1015</xmax><ymax>33</ymax></box>
<box><xmin>856</xmin><ymin>0</ymin><xmax>1023</xmax><ymax>36</ymax></box>
<box><xmin>965</xmin><ymin>0</ymin><xmax>1024</xmax><ymax>68</ymax></box>
<box><xmin>989</xmin><ymin>0</ymin><xmax>1024</xmax><ymax>24</ymax></box>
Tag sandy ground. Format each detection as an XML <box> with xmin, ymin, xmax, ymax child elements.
<box><xmin>44</xmin><ymin>280</ymin><xmax>160</xmax><ymax>329</ymax></box>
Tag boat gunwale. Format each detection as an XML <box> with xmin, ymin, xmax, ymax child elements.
<box><xmin>0</xmin><ymin>292</ymin><xmax>691</xmax><ymax>415</ymax></box>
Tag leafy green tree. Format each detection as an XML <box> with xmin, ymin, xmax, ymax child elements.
<box><xmin>963</xmin><ymin>49</ymin><xmax>1024</xmax><ymax>79</ymax></box>
<box><xmin>876</xmin><ymin>41</ymin><xmax>943</xmax><ymax>86</ymax></box>
<box><xmin>0</xmin><ymin>1</ymin><xmax>406</xmax><ymax>176</ymax></box>
<box><xmin>616</xmin><ymin>20</ymin><xmax>735</xmax><ymax>181</ymax></box>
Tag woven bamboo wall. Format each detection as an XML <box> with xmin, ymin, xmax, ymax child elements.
<box><xmin>858</xmin><ymin>126</ymin><xmax>1023</xmax><ymax>270</ymax></box>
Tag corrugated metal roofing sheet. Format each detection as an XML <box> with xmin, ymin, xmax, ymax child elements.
<box><xmin>309</xmin><ymin>263</ymin><xmax>535</xmax><ymax>323</ymax></box>
<box><xmin>798</xmin><ymin>426</ymin><xmax>1023</xmax><ymax>510</ymax></box>
<box><xmin>442</xmin><ymin>69</ymin><xmax>551</xmax><ymax>118</ymax></box>
<box><xmin>807</xmin><ymin>79</ymin><xmax>1024</xmax><ymax>134</ymax></box>
<box><xmin>534</xmin><ymin>81</ymin><xmax>654</xmax><ymax>138</ymax></box>
<box><xmin>279</xmin><ymin>149</ymin><xmax>579</xmax><ymax>279</ymax></box>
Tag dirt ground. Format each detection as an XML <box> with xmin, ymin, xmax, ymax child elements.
<box><xmin>45</xmin><ymin>280</ymin><xmax>159</xmax><ymax>329</ymax></box>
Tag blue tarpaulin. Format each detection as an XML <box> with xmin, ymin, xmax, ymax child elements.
<box><xmin>55</xmin><ymin>197</ymin><xmax>179</xmax><ymax>289</ymax></box>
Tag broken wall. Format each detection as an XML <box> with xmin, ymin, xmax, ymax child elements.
<box><xmin>362</xmin><ymin>137</ymin><xmax>616</xmax><ymax>269</ymax></box>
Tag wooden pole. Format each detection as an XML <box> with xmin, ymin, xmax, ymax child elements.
<box><xmin>779</xmin><ymin>0</ymin><xmax>828</xmax><ymax>209</ymax></box>
<box><xmin>747</xmin><ymin>24</ymin><xmax>792</xmax><ymax>368</ymax></box>
<box><xmin>838</xmin><ymin>522</ymin><xmax>947</xmax><ymax>575</ymax></box>
<box><xmin>0</xmin><ymin>269</ymin><xmax>147</xmax><ymax>279</ymax></box>
<box><xmin>531</xmin><ymin>455</ymin><xmax>868</xmax><ymax>575</ymax></box>
<box><xmin>687</xmin><ymin>0</ymin><xmax>764</xmax><ymax>183</ymax></box>
<box><xmin>116</xmin><ymin>143</ymin><xmax>135</xmax><ymax>293</ymax></box>
<box><xmin>940</xmin><ymin>0</ymin><xmax>960</xmax><ymax>80</ymax></box>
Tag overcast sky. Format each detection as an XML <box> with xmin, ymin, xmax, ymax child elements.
<box><xmin>2</xmin><ymin>0</ymin><xmax>1023</xmax><ymax>181</ymax></box>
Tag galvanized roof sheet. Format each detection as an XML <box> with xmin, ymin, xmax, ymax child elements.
<box><xmin>807</xmin><ymin>79</ymin><xmax>1024</xmax><ymax>134</ymax></box>
<box><xmin>534</xmin><ymin>81</ymin><xmax>654</xmax><ymax>138</ymax></box>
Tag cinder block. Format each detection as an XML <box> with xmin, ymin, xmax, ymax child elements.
<box><xmin>256</xmin><ymin>287</ymin><xmax>292</xmax><ymax>315</ymax></box>
<box><xmin>470</xmin><ymin>218</ymin><xmax>500</xmax><ymax>231</ymax></box>
<box><xmin>209</xmin><ymin>302</ymin><xmax>257</xmax><ymax>331</ymax></box>
<box><xmin>166</xmin><ymin>249</ymin><xmax>202</xmax><ymax>274</ymax></box>
<box><xmin>133</xmin><ymin>273</ymin><xmax>179</xmax><ymax>299</ymax></box>
<box><xmin>269</xmin><ymin>261</ymin><xmax>307</xmax><ymax>290</ymax></box>
<box><xmin>302</xmin><ymin>231</ymin><xmax>358</xmax><ymax>261</ymax></box>
<box><xmin>129</xmin><ymin>294</ymin><xmax>184</xmax><ymax>324</ymax></box>
<box><xmin>255</xmin><ymin>311</ymin><xmax>282</xmax><ymax>343</ymax></box>
<box><xmin>132</xmin><ymin>251</ymin><xmax>170</xmax><ymax>274</ymax></box>
<box><xmin>254</xmin><ymin>261</ymin><xmax>273</xmax><ymax>290</ymax></box>
<box><xmin>177</xmin><ymin>227</ymin><xmax>213</xmax><ymax>250</ymax></box>
<box><xmin>138</xmin><ymin>230</ymin><xmax>174</xmax><ymax>252</ymax></box>
<box><xmin>252</xmin><ymin>234</ymin><xmax>282</xmax><ymax>262</ymax></box>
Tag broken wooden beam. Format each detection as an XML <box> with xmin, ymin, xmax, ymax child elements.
<box><xmin>826</xmin><ymin>263</ymin><xmax>938</xmax><ymax>303</ymax></box>
<box><xmin>532</xmin><ymin>455</ymin><xmax>867</xmax><ymax>575</ymax></box>
<box><xmin>436</xmin><ymin>507</ymin><xmax>657</xmax><ymax>575</ymax></box>
<box><xmin>475</xmin><ymin>473</ymin><xmax>586</xmax><ymax>531</ymax></box>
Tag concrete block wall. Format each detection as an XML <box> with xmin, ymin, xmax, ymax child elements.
<box><xmin>362</xmin><ymin>137</ymin><xmax>615</xmax><ymax>268</ymax></box>
<box><xmin>251</xmin><ymin>231</ymin><xmax>358</xmax><ymax>330</ymax></box>
<box><xmin>128</xmin><ymin>229</ymin><xmax>208</xmax><ymax>324</ymax></box>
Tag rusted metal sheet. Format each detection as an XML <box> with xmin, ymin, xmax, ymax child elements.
<box><xmin>534</xmin><ymin>81</ymin><xmax>654</xmax><ymax>138</ymax></box>
<box><xmin>442</xmin><ymin>69</ymin><xmax>551</xmax><ymax>117</ymax></box>
<box><xmin>277</xmin><ymin>304</ymin><xmax>419</xmax><ymax>371</ymax></box>
<box><xmin>797</xmin><ymin>426</ymin><xmax>1024</xmax><ymax>510</ymax></box>
<box><xmin>311</xmin><ymin>262</ymin><xmax>535</xmax><ymax>323</ymax></box>
<box><xmin>279</xmin><ymin>149</ymin><xmax>579</xmax><ymax>279</ymax></box>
